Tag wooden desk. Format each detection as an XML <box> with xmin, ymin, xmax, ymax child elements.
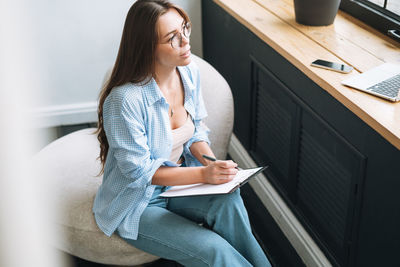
<box><xmin>215</xmin><ymin>0</ymin><xmax>400</xmax><ymax>150</ymax></box>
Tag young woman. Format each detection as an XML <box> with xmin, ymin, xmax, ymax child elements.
<box><xmin>93</xmin><ymin>1</ymin><xmax>271</xmax><ymax>266</ymax></box>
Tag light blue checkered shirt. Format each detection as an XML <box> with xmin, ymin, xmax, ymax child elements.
<box><xmin>93</xmin><ymin>61</ymin><xmax>210</xmax><ymax>240</ymax></box>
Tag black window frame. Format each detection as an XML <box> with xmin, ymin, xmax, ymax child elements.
<box><xmin>340</xmin><ymin>0</ymin><xmax>400</xmax><ymax>43</ymax></box>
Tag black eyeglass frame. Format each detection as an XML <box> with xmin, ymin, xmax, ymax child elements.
<box><xmin>168</xmin><ymin>22</ymin><xmax>192</xmax><ymax>49</ymax></box>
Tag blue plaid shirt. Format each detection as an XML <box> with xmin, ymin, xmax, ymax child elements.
<box><xmin>93</xmin><ymin>61</ymin><xmax>210</xmax><ymax>240</ymax></box>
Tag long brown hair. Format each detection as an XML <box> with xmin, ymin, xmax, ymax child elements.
<box><xmin>95</xmin><ymin>0</ymin><xmax>190</xmax><ymax>174</ymax></box>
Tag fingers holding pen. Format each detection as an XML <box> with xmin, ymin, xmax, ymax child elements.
<box><xmin>203</xmin><ymin>159</ymin><xmax>239</xmax><ymax>184</ymax></box>
<box><xmin>215</xmin><ymin>160</ymin><xmax>238</xmax><ymax>174</ymax></box>
<box><xmin>216</xmin><ymin>159</ymin><xmax>238</xmax><ymax>169</ymax></box>
<box><xmin>202</xmin><ymin>155</ymin><xmax>238</xmax><ymax>170</ymax></box>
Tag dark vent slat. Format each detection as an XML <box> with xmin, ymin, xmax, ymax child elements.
<box><xmin>297</xmin><ymin>167</ymin><xmax>348</xmax><ymax>224</ymax></box>
<box><xmin>255</xmin><ymin>86</ymin><xmax>293</xmax><ymax>179</ymax></box>
<box><xmin>299</xmin><ymin>148</ymin><xmax>350</xmax><ymax>209</ymax></box>
<box><xmin>257</xmin><ymin>107</ymin><xmax>291</xmax><ymax>137</ymax></box>
<box><xmin>297</xmin><ymin>182</ymin><xmax>346</xmax><ymax>247</ymax></box>
<box><xmin>256</xmin><ymin>120</ymin><xmax>290</xmax><ymax>150</ymax></box>
<box><xmin>297</xmin><ymin>154</ymin><xmax>348</xmax><ymax>227</ymax></box>
<box><xmin>301</xmin><ymin>130</ymin><xmax>352</xmax><ymax>190</ymax></box>
<box><xmin>257</xmin><ymin>95</ymin><xmax>292</xmax><ymax>133</ymax></box>
<box><xmin>298</xmin><ymin>131</ymin><xmax>350</xmax><ymax>219</ymax></box>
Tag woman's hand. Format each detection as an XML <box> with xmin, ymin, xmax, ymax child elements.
<box><xmin>202</xmin><ymin>160</ymin><xmax>238</xmax><ymax>184</ymax></box>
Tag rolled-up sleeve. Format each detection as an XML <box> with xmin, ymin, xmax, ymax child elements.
<box><xmin>104</xmin><ymin>94</ymin><xmax>168</xmax><ymax>188</ymax></box>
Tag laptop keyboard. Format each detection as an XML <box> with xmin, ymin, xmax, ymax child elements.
<box><xmin>367</xmin><ymin>74</ymin><xmax>400</xmax><ymax>98</ymax></box>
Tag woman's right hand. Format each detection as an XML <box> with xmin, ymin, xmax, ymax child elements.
<box><xmin>202</xmin><ymin>160</ymin><xmax>238</xmax><ymax>184</ymax></box>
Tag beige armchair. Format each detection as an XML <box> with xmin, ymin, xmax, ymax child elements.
<box><xmin>33</xmin><ymin>55</ymin><xmax>234</xmax><ymax>266</ymax></box>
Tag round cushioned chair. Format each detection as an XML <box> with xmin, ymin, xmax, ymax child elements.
<box><xmin>33</xmin><ymin>55</ymin><xmax>234</xmax><ymax>266</ymax></box>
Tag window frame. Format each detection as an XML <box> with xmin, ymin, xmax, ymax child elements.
<box><xmin>340</xmin><ymin>0</ymin><xmax>400</xmax><ymax>43</ymax></box>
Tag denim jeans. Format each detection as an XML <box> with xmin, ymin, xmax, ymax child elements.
<box><xmin>119</xmin><ymin>187</ymin><xmax>272</xmax><ymax>267</ymax></box>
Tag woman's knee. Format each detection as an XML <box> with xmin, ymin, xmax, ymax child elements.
<box><xmin>206</xmin><ymin>189</ymin><xmax>251</xmax><ymax>227</ymax></box>
<box><xmin>209</xmin><ymin>189</ymin><xmax>244</xmax><ymax>211</ymax></box>
<box><xmin>200</xmin><ymin>236</ymin><xmax>251</xmax><ymax>266</ymax></box>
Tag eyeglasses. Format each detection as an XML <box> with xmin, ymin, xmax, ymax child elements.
<box><xmin>166</xmin><ymin>22</ymin><xmax>191</xmax><ymax>49</ymax></box>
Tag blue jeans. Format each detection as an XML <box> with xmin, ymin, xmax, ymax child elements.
<box><xmin>119</xmin><ymin>186</ymin><xmax>272</xmax><ymax>267</ymax></box>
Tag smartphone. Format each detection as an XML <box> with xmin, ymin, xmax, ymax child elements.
<box><xmin>311</xmin><ymin>59</ymin><xmax>353</xmax><ymax>74</ymax></box>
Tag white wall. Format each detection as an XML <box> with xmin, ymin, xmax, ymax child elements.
<box><xmin>32</xmin><ymin>0</ymin><xmax>203</xmax><ymax>128</ymax></box>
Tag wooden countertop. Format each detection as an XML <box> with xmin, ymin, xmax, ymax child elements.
<box><xmin>214</xmin><ymin>0</ymin><xmax>400</xmax><ymax>150</ymax></box>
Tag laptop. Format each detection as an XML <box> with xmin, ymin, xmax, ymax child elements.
<box><xmin>341</xmin><ymin>63</ymin><xmax>400</xmax><ymax>102</ymax></box>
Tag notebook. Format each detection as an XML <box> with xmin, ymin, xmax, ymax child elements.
<box><xmin>341</xmin><ymin>63</ymin><xmax>400</xmax><ymax>102</ymax></box>
<box><xmin>159</xmin><ymin>166</ymin><xmax>268</xmax><ymax>197</ymax></box>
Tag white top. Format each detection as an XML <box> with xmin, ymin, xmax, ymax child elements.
<box><xmin>170</xmin><ymin>114</ymin><xmax>195</xmax><ymax>163</ymax></box>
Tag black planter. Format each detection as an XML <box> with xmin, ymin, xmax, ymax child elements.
<box><xmin>294</xmin><ymin>0</ymin><xmax>341</xmax><ymax>26</ymax></box>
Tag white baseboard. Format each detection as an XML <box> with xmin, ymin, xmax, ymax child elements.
<box><xmin>31</xmin><ymin>102</ymin><xmax>98</xmax><ymax>128</ymax></box>
<box><xmin>228</xmin><ymin>134</ymin><xmax>332</xmax><ymax>267</ymax></box>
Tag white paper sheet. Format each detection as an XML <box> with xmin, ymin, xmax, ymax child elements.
<box><xmin>159</xmin><ymin>167</ymin><xmax>263</xmax><ymax>197</ymax></box>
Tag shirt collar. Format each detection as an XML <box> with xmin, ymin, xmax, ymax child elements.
<box><xmin>144</xmin><ymin>66</ymin><xmax>196</xmax><ymax>106</ymax></box>
<box><xmin>143</xmin><ymin>78</ymin><xmax>164</xmax><ymax>106</ymax></box>
<box><xmin>177</xmin><ymin>66</ymin><xmax>195</xmax><ymax>102</ymax></box>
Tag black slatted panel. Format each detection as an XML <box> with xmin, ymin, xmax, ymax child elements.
<box><xmin>253</xmin><ymin>67</ymin><xmax>296</xmax><ymax>188</ymax></box>
<box><xmin>250</xmin><ymin>58</ymin><xmax>366</xmax><ymax>266</ymax></box>
<box><xmin>296</xmin><ymin>111</ymin><xmax>358</xmax><ymax>265</ymax></box>
<box><xmin>255</xmin><ymin>85</ymin><xmax>292</xmax><ymax>178</ymax></box>
<box><xmin>298</xmin><ymin>129</ymin><xmax>351</xmax><ymax>244</ymax></box>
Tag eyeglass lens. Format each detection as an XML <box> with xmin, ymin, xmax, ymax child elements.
<box><xmin>171</xmin><ymin>23</ymin><xmax>191</xmax><ymax>48</ymax></box>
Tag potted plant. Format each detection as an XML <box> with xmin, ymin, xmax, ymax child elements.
<box><xmin>294</xmin><ymin>0</ymin><xmax>341</xmax><ymax>26</ymax></box>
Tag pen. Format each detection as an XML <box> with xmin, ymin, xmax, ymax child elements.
<box><xmin>202</xmin><ymin>154</ymin><xmax>241</xmax><ymax>170</ymax></box>
<box><xmin>202</xmin><ymin>154</ymin><xmax>217</xmax><ymax>162</ymax></box>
